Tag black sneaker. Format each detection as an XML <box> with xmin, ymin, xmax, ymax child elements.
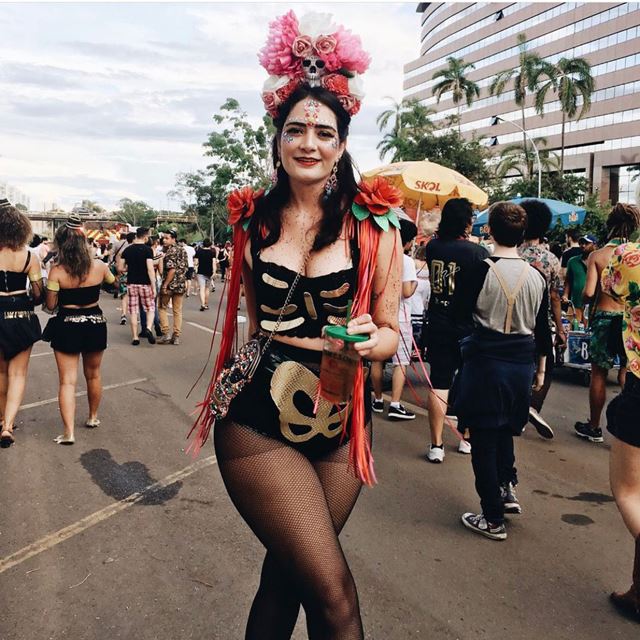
<box><xmin>574</xmin><ymin>421</ymin><xmax>604</xmax><ymax>443</ymax></box>
<box><xmin>500</xmin><ymin>482</ymin><xmax>522</xmax><ymax>514</ymax></box>
<box><xmin>388</xmin><ymin>403</ymin><xmax>415</xmax><ymax>420</ymax></box>
<box><xmin>528</xmin><ymin>408</ymin><xmax>554</xmax><ymax>439</ymax></box>
<box><xmin>372</xmin><ymin>398</ymin><xmax>384</xmax><ymax>413</ymax></box>
<box><xmin>120</xmin><ymin>315</ymin><xmax>127</xmax><ymax>325</ymax></box>
<box><xmin>142</xmin><ymin>328</ymin><xmax>156</xmax><ymax>345</ymax></box>
<box><xmin>461</xmin><ymin>512</ymin><xmax>507</xmax><ymax>541</ymax></box>
<box><xmin>131</xmin><ymin>339</ymin><xmax>140</xmax><ymax>346</ymax></box>
<box><xmin>154</xmin><ymin>323</ymin><xmax>163</xmax><ymax>337</ymax></box>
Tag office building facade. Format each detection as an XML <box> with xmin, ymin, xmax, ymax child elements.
<box><xmin>405</xmin><ymin>3</ymin><xmax>640</xmax><ymax>203</ymax></box>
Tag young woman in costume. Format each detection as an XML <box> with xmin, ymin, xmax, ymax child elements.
<box><xmin>0</xmin><ymin>200</ymin><xmax>43</xmax><ymax>448</ymax></box>
<box><xmin>191</xmin><ymin>12</ymin><xmax>401</xmax><ymax>639</ymax></box>
<box><xmin>45</xmin><ymin>216</ymin><xmax>115</xmax><ymax>444</ymax></box>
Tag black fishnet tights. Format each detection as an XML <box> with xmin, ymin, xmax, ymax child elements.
<box><xmin>214</xmin><ymin>420</ymin><xmax>369</xmax><ymax>640</ymax></box>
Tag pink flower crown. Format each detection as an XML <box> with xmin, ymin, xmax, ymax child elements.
<box><xmin>259</xmin><ymin>11</ymin><xmax>371</xmax><ymax>118</ymax></box>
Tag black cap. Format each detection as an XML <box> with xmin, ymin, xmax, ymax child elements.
<box><xmin>168</xmin><ymin>229</ymin><xmax>178</xmax><ymax>239</ymax></box>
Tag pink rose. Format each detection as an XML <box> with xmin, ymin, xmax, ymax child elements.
<box><xmin>338</xmin><ymin>94</ymin><xmax>360</xmax><ymax>115</ymax></box>
<box><xmin>622</xmin><ymin>249</ymin><xmax>640</xmax><ymax>268</ymax></box>
<box><xmin>630</xmin><ymin>360</ymin><xmax>640</xmax><ymax>375</ymax></box>
<box><xmin>314</xmin><ymin>34</ymin><xmax>337</xmax><ymax>55</ymax></box>
<box><xmin>262</xmin><ymin>91</ymin><xmax>278</xmax><ymax>117</ymax></box>
<box><xmin>630</xmin><ymin>305</ymin><xmax>640</xmax><ymax>330</ymax></box>
<box><xmin>292</xmin><ymin>35</ymin><xmax>313</xmax><ymax>58</ymax></box>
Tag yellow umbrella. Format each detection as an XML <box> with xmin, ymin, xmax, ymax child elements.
<box><xmin>362</xmin><ymin>160</ymin><xmax>488</xmax><ymax>218</ymax></box>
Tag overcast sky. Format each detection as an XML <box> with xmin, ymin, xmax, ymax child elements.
<box><xmin>0</xmin><ymin>2</ymin><xmax>420</xmax><ymax>211</ymax></box>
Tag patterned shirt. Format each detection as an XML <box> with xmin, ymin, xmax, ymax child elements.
<box><xmin>602</xmin><ymin>242</ymin><xmax>640</xmax><ymax>379</ymax></box>
<box><xmin>163</xmin><ymin>245</ymin><xmax>188</xmax><ymax>294</ymax></box>
<box><xmin>518</xmin><ymin>242</ymin><xmax>562</xmax><ymax>292</ymax></box>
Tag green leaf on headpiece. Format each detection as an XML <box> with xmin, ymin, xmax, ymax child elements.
<box><xmin>242</xmin><ymin>219</ymin><xmax>250</xmax><ymax>231</ymax></box>
<box><xmin>387</xmin><ymin>209</ymin><xmax>400</xmax><ymax>229</ymax></box>
<box><xmin>351</xmin><ymin>203</ymin><xmax>370</xmax><ymax>221</ymax></box>
<box><xmin>373</xmin><ymin>214</ymin><xmax>389</xmax><ymax>232</ymax></box>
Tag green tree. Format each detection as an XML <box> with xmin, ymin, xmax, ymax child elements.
<box><xmin>495</xmin><ymin>139</ymin><xmax>560</xmax><ymax>178</ymax></box>
<box><xmin>490</xmin><ymin>173</ymin><xmax>589</xmax><ymax>204</ymax></box>
<box><xmin>172</xmin><ymin>98</ymin><xmax>274</xmax><ymax>241</ymax></box>
<box><xmin>489</xmin><ymin>34</ymin><xmax>553</xmax><ymax>178</ymax></box>
<box><xmin>80</xmin><ymin>199</ymin><xmax>105</xmax><ymax>213</ymax></box>
<box><xmin>431</xmin><ymin>57</ymin><xmax>480</xmax><ymax>134</ymax></box>
<box><xmin>114</xmin><ymin>198</ymin><xmax>156</xmax><ymax>226</ymax></box>
<box><xmin>14</xmin><ymin>203</ymin><xmax>28</xmax><ymax>212</ymax></box>
<box><xmin>376</xmin><ymin>99</ymin><xmax>436</xmax><ymax>162</ymax></box>
<box><xmin>534</xmin><ymin>56</ymin><xmax>594</xmax><ymax>172</ymax></box>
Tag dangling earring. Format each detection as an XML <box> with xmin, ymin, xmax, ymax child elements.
<box><xmin>323</xmin><ymin>163</ymin><xmax>339</xmax><ymax>199</ymax></box>
<box><xmin>271</xmin><ymin>160</ymin><xmax>281</xmax><ymax>186</ymax></box>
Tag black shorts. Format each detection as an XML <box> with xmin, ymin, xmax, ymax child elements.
<box><xmin>607</xmin><ymin>374</ymin><xmax>640</xmax><ymax>447</ymax></box>
<box><xmin>0</xmin><ymin>295</ymin><xmax>41</xmax><ymax>360</ymax></box>
<box><xmin>424</xmin><ymin>330</ymin><xmax>462</xmax><ymax>389</ymax></box>
<box><xmin>226</xmin><ymin>341</ymin><xmax>371</xmax><ymax>460</ymax></box>
<box><xmin>186</xmin><ymin>267</ymin><xmax>195</xmax><ymax>280</ymax></box>
<box><xmin>46</xmin><ymin>306</ymin><xmax>107</xmax><ymax>354</ymax></box>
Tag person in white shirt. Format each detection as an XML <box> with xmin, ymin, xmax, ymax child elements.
<box><xmin>371</xmin><ymin>219</ymin><xmax>418</xmax><ymax>420</ymax></box>
<box><xmin>180</xmin><ymin>239</ymin><xmax>196</xmax><ymax>297</ymax></box>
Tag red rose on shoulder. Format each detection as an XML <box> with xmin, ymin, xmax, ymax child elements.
<box><xmin>227</xmin><ymin>186</ymin><xmax>265</xmax><ymax>226</ymax></box>
<box><xmin>354</xmin><ymin>177</ymin><xmax>403</xmax><ymax>215</ymax></box>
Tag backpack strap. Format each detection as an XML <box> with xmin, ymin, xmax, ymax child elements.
<box><xmin>484</xmin><ymin>258</ymin><xmax>530</xmax><ymax>334</ymax></box>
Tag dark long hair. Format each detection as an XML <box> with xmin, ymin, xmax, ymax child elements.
<box><xmin>607</xmin><ymin>202</ymin><xmax>640</xmax><ymax>240</ymax></box>
<box><xmin>251</xmin><ymin>84</ymin><xmax>359</xmax><ymax>252</ymax></box>
<box><xmin>55</xmin><ymin>224</ymin><xmax>93</xmax><ymax>281</ymax></box>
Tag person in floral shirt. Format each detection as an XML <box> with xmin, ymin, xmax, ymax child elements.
<box><xmin>517</xmin><ymin>199</ymin><xmax>565</xmax><ymax>439</ymax></box>
<box><xmin>158</xmin><ymin>230</ymin><xmax>188</xmax><ymax>345</ymax></box>
<box><xmin>603</xmin><ymin>241</ymin><xmax>640</xmax><ymax>622</ymax></box>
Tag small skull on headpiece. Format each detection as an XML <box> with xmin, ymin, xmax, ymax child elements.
<box><xmin>302</xmin><ymin>56</ymin><xmax>326</xmax><ymax>86</ymax></box>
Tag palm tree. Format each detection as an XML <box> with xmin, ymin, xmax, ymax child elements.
<box><xmin>431</xmin><ymin>57</ymin><xmax>480</xmax><ymax>134</ymax></box>
<box><xmin>495</xmin><ymin>139</ymin><xmax>560</xmax><ymax>178</ymax></box>
<box><xmin>489</xmin><ymin>34</ymin><xmax>553</xmax><ymax>179</ymax></box>
<box><xmin>534</xmin><ymin>56</ymin><xmax>594</xmax><ymax>173</ymax></box>
<box><xmin>376</xmin><ymin>98</ymin><xmax>436</xmax><ymax>161</ymax></box>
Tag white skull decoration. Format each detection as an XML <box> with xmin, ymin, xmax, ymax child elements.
<box><xmin>302</xmin><ymin>55</ymin><xmax>327</xmax><ymax>86</ymax></box>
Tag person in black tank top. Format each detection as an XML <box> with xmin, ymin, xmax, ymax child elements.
<box><xmin>45</xmin><ymin>217</ymin><xmax>115</xmax><ymax>445</ymax></box>
<box><xmin>0</xmin><ymin>200</ymin><xmax>44</xmax><ymax>448</ymax></box>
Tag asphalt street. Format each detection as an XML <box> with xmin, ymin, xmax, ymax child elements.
<box><xmin>0</xmin><ymin>286</ymin><xmax>637</xmax><ymax>640</ymax></box>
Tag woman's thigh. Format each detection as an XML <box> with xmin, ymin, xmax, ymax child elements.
<box><xmin>214</xmin><ymin>421</ymin><xmax>354</xmax><ymax>595</ymax></box>
<box><xmin>54</xmin><ymin>351</ymin><xmax>80</xmax><ymax>384</ymax></box>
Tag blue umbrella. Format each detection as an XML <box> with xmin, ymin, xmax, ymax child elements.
<box><xmin>473</xmin><ymin>197</ymin><xmax>587</xmax><ymax>236</ymax></box>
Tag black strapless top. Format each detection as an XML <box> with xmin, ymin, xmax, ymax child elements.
<box><xmin>251</xmin><ymin>237</ymin><xmax>359</xmax><ymax>338</ymax></box>
<box><xmin>0</xmin><ymin>252</ymin><xmax>31</xmax><ymax>292</ymax></box>
<box><xmin>58</xmin><ymin>284</ymin><xmax>101</xmax><ymax>306</ymax></box>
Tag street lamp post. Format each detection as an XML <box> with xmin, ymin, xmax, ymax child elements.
<box><xmin>491</xmin><ymin>115</ymin><xmax>542</xmax><ymax>198</ymax></box>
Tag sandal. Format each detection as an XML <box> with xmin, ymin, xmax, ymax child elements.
<box><xmin>54</xmin><ymin>435</ymin><xmax>75</xmax><ymax>445</ymax></box>
<box><xmin>85</xmin><ymin>418</ymin><xmax>101</xmax><ymax>429</ymax></box>
<box><xmin>0</xmin><ymin>429</ymin><xmax>15</xmax><ymax>448</ymax></box>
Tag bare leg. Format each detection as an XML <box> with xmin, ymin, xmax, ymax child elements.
<box><xmin>370</xmin><ymin>362</ymin><xmax>383</xmax><ymax>399</ymax></box>
<box><xmin>589</xmin><ymin>364</ymin><xmax>608</xmax><ymax>428</ymax></box>
<box><xmin>54</xmin><ymin>350</ymin><xmax>80</xmax><ymax>441</ymax></box>
<box><xmin>610</xmin><ymin>436</ymin><xmax>640</xmax><ymax>539</ymax></box>
<box><xmin>0</xmin><ymin>352</ymin><xmax>8</xmax><ymax>424</ymax></box>
<box><xmin>3</xmin><ymin>347</ymin><xmax>33</xmax><ymax>432</ymax></box>
<box><xmin>619</xmin><ymin>366</ymin><xmax>627</xmax><ymax>388</ymax></box>
<box><xmin>427</xmin><ymin>388</ymin><xmax>448</xmax><ymax>447</ymax></box>
<box><xmin>391</xmin><ymin>364</ymin><xmax>406</xmax><ymax>403</ymax></box>
<box><xmin>129</xmin><ymin>311</ymin><xmax>139</xmax><ymax>340</ymax></box>
<box><xmin>82</xmin><ymin>351</ymin><xmax>104</xmax><ymax>422</ymax></box>
<box><xmin>199</xmin><ymin>280</ymin><xmax>206</xmax><ymax>308</ymax></box>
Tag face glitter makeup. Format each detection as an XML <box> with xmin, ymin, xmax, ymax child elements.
<box><xmin>304</xmin><ymin>98</ymin><xmax>321</xmax><ymax>126</ymax></box>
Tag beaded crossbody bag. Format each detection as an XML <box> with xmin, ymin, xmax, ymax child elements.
<box><xmin>209</xmin><ymin>254</ymin><xmax>308</xmax><ymax>420</ymax></box>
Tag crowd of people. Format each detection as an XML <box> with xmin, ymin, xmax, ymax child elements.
<box><xmin>2</xmin><ymin>9</ymin><xmax>640</xmax><ymax>636</ymax></box>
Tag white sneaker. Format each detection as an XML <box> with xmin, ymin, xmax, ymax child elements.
<box><xmin>426</xmin><ymin>445</ymin><xmax>445</xmax><ymax>463</ymax></box>
<box><xmin>457</xmin><ymin>439</ymin><xmax>472</xmax><ymax>454</ymax></box>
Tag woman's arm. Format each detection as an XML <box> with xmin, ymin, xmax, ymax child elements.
<box><xmin>348</xmin><ymin>228</ymin><xmax>402</xmax><ymax>361</ymax></box>
<box><xmin>242</xmin><ymin>239</ymin><xmax>257</xmax><ymax>335</ymax></box>
<box><xmin>27</xmin><ymin>253</ymin><xmax>44</xmax><ymax>304</ymax></box>
<box><xmin>582</xmin><ymin>252</ymin><xmax>598</xmax><ymax>304</ymax></box>
<box><xmin>45</xmin><ymin>265</ymin><xmax>60</xmax><ymax>310</ymax></box>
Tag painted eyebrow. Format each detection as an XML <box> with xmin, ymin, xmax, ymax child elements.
<box><xmin>284</xmin><ymin>119</ymin><xmax>338</xmax><ymax>132</ymax></box>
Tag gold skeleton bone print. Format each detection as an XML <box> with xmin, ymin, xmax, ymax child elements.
<box><xmin>320</xmin><ymin>283</ymin><xmax>350</xmax><ymax>299</ymax></box>
<box><xmin>270</xmin><ymin>361</ymin><xmax>349</xmax><ymax>443</ymax></box>
<box><xmin>260</xmin><ymin>317</ymin><xmax>305</xmax><ymax>332</ymax></box>
<box><xmin>260</xmin><ymin>303</ymin><xmax>298</xmax><ymax>316</ymax></box>
<box><xmin>322</xmin><ymin>303</ymin><xmax>348</xmax><ymax>314</ymax></box>
<box><xmin>262</xmin><ymin>273</ymin><xmax>289</xmax><ymax>289</ymax></box>
<box><xmin>303</xmin><ymin>292</ymin><xmax>318</xmax><ymax>320</ymax></box>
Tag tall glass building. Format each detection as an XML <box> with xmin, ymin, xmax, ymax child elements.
<box><xmin>405</xmin><ymin>3</ymin><xmax>640</xmax><ymax>203</ymax></box>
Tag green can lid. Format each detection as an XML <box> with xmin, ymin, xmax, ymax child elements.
<box><xmin>324</xmin><ymin>324</ymin><xmax>369</xmax><ymax>343</ymax></box>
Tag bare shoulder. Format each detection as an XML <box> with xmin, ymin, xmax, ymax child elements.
<box><xmin>244</xmin><ymin>237</ymin><xmax>253</xmax><ymax>270</ymax></box>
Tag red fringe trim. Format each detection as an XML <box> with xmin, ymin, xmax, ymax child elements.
<box><xmin>186</xmin><ymin>224</ymin><xmax>249</xmax><ymax>455</ymax></box>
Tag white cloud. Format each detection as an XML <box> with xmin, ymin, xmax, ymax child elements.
<box><xmin>0</xmin><ymin>2</ymin><xmax>419</xmax><ymax>210</ymax></box>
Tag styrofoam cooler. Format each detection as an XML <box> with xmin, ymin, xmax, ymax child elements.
<box><xmin>564</xmin><ymin>330</ymin><xmax>591</xmax><ymax>368</ymax></box>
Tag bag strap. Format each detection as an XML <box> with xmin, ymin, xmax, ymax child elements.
<box><xmin>484</xmin><ymin>258</ymin><xmax>529</xmax><ymax>334</ymax></box>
